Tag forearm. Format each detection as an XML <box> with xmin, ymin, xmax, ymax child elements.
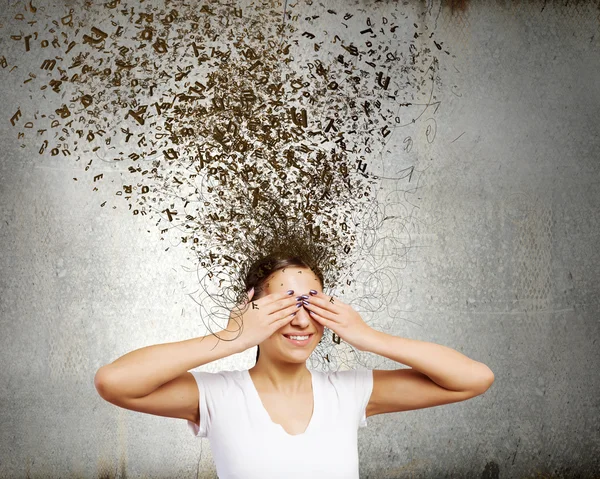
<box><xmin>364</xmin><ymin>330</ymin><xmax>494</xmax><ymax>392</ymax></box>
<box><xmin>95</xmin><ymin>329</ymin><xmax>243</xmax><ymax>399</ymax></box>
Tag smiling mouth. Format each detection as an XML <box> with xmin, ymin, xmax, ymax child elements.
<box><xmin>282</xmin><ymin>333</ymin><xmax>313</xmax><ymax>345</ymax></box>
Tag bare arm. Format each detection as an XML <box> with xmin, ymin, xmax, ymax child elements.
<box><xmin>95</xmin><ymin>329</ymin><xmax>243</xmax><ymax>400</ymax></box>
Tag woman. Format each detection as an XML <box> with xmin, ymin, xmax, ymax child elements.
<box><xmin>94</xmin><ymin>253</ymin><xmax>494</xmax><ymax>478</ymax></box>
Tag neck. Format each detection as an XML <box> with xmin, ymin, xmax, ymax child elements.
<box><xmin>250</xmin><ymin>357</ymin><xmax>311</xmax><ymax>395</ymax></box>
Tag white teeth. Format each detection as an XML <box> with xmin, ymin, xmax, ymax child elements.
<box><xmin>286</xmin><ymin>335</ymin><xmax>310</xmax><ymax>340</ymax></box>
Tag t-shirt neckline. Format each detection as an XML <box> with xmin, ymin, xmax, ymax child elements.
<box><xmin>244</xmin><ymin>368</ymin><xmax>317</xmax><ymax>438</ymax></box>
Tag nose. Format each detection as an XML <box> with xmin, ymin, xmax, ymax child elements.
<box><xmin>290</xmin><ymin>306</ymin><xmax>312</xmax><ymax>327</ymax></box>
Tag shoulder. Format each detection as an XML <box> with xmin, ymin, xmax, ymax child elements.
<box><xmin>316</xmin><ymin>368</ymin><xmax>373</xmax><ymax>389</ymax></box>
<box><xmin>188</xmin><ymin>369</ymin><xmax>246</xmax><ymax>390</ymax></box>
<box><xmin>189</xmin><ymin>368</ymin><xmax>245</xmax><ymax>378</ymax></box>
<box><xmin>322</xmin><ymin>368</ymin><xmax>372</xmax><ymax>378</ymax></box>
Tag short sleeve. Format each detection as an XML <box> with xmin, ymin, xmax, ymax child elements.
<box><xmin>356</xmin><ymin>369</ymin><xmax>374</xmax><ymax>428</ymax></box>
<box><xmin>186</xmin><ymin>370</ymin><xmax>228</xmax><ymax>438</ymax></box>
<box><xmin>330</xmin><ymin>368</ymin><xmax>374</xmax><ymax>429</ymax></box>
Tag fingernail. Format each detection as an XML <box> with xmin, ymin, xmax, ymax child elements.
<box><xmin>300</xmin><ymin>294</ymin><xmax>309</xmax><ymax>299</ymax></box>
<box><xmin>302</xmin><ymin>299</ymin><xmax>309</xmax><ymax>305</ymax></box>
<box><xmin>287</xmin><ymin>290</ymin><xmax>294</xmax><ymax>295</ymax></box>
<box><xmin>296</xmin><ymin>302</ymin><xmax>302</xmax><ymax>307</ymax></box>
<box><xmin>309</xmin><ymin>290</ymin><xmax>317</xmax><ymax>295</ymax></box>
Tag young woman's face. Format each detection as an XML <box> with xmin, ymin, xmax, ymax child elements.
<box><xmin>259</xmin><ymin>266</ymin><xmax>325</xmax><ymax>360</ymax></box>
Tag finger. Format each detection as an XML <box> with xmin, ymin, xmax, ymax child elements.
<box><xmin>246</xmin><ymin>287</ymin><xmax>255</xmax><ymax>301</ymax></box>
<box><xmin>307</xmin><ymin>292</ymin><xmax>343</xmax><ymax>311</ymax></box>
<box><xmin>306</xmin><ymin>308</ymin><xmax>332</xmax><ymax>328</ymax></box>
<box><xmin>276</xmin><ymin>303</ymin><xmax>302</xmax><ymax>322</ymax></box>
<box><xmin>265</xmin><ymin>290</ymin><xmax>296</xmax><ymax>303</ymax></box>
<box><xmin>273</xmin><ymin>304</ymin><xmax>300</xmax><ymax>328</ymax></box>
<box><xmin>303</xmin><ymin>300</ymin><xmax>338</xmax><ymax>321</ymax></box>
<box><xmin>276</xmin><ymin>313</ymin><xmax>296</xmax><ymax>329</ymax></box>
<box><xmin>268</xmin><ymin>292</ymin><xmax>300</xmax><ymax>315</ymax></box>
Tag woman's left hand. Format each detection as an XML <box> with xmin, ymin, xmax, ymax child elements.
<box><xmin>302</xmin><ymin>291</ymin><xmax>376</xmax><ymax>351</ymax></box>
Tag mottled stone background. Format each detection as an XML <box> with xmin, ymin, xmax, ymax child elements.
<box><xmin>0</xmin><ymin>0</ymin><xmax>598</xmax><ymax>477</ymax></box>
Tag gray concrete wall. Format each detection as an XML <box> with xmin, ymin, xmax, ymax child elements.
<box><xmin>0</xmin><ymin>0</ymin><xmax>598</xmax><ymax>477</ymax></box>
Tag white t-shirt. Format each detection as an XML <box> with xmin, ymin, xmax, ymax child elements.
<box><xmin>187</xmin><ymin>367</ymin><xmax>373</xmax><ymax>479</ymax></box>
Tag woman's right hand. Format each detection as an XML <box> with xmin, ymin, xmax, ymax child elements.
<box><xmin>225</xmin><ymin>288</ymin><xmax>300</xmax><ymax>351</ymax></box>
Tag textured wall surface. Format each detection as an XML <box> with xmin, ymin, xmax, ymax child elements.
<box><xmin>0</xmin><ymin>0</ymin><xmax>598</xmax><ymax>478</ymax></box>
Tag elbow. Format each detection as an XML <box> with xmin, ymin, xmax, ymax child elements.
<box><xmin>484</xmin><ymin>365</ymin><xmax>495</xmax><ymax>385</ymax></box>
<box><xmin>94</xmin><ymin>367</ymin><xmax>115</xmax><ymax>400</ymax></box>
<box><xmin>478</xmin><ymin>368</ymin><xmax>495</xmax><ymax>393</ymax></box>
<box><xmin>483</xmin><ymin>374</ymin><xmax>495</xmax><ymax>392</ymax></box>
<box><xmin>457</xmin><ymin>366</ymin><xmax>494</xmax><ymax>397</ymax></box>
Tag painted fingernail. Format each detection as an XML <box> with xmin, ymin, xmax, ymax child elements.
<box><xmin>309</xmin><ymin>290</ymin><xmax>317</xmax><ymax>295</ymax></box>
<box><xmin>296</xmin><ymin>302</ymin><xmax>302</xmax><ymax>307</ymax></box>
<box><xmin>300</xmin><ymin>294</ymin><xmax>309</xmax><ymax>299</ymax></box>
<box><xmin>302</xmin><ymin>299</ymin><xmax>309</xmax><ymax>305</ymax></box>
<box><xmin>290</xmin><ymin>311</ymin><xmax>297</xmax><ymax>316</ymax></box>
<box><xmin>287</xmin><ymin>290</ymin><xmax>294</xmax><ymax>295</ymax></box>
<box><xmin>296</xmin><ymin>296</ymin><xmax>303</xmax><ymax>301</ymax></box>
